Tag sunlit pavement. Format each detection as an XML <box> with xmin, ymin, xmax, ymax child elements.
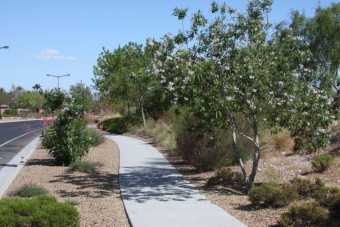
<box><xmin>107</xmin><ymin>135</ymin><xmax>246</xmax><ymax>227</ymax></box>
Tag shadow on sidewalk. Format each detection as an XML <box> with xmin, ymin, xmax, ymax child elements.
<box><xmin>120</xmin><ymin>158</ymin><xmax>207</xmax><ymax>203</ymax></box>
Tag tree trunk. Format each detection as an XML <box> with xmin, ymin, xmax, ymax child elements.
<box><xmin>230</xmin><ymin>116</ymin><xmax>248</xmax><ymax>185</ymax></box>
<box><xmin>247</xmin><ymin>116</ymin><xmax>261</xmax><ymax>192</ymax></box>
<box><xmin>138</xmin><ymin>97</ymin><xmax>146</xmax><ymax>128</ymax></box>
<box><xmin>127</xmin><ymin>101</ymin><xmax>131</xmax><ymax>116</ymax></box>
<box><xmin>0</xmin><ymin>105</ymin><xmax>2</xmax><ymax>119</ymax></box>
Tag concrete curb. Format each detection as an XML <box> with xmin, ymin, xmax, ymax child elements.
<box><xmin>0</xmin><ymin>136</ymin><xmax>40</xmax><ymax>198</ymax></box>
<box><xmin>0</xmin><ymin>119</ymin><xmax>41</xmax><ymax>124</ymax></box>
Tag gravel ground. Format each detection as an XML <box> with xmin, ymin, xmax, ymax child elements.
<box><xmin>128</xmin><ymin>134</ymin><xmax>340</xmax><ymax>227</ymax></box>
<box><xmin>4</xmin><ymin>139</ymin><xmax>130</xmax><ymax>227</ymax></box>
<box><xmin>3</xmin><ymin>131</ymin><xmax>339</xmax><ymax>227</ymax></box>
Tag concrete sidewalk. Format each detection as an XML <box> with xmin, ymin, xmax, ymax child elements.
<box><xmin>107</xmin><ymin>135</ymin><xmax>246</xmax><ymax>227</ymax></box>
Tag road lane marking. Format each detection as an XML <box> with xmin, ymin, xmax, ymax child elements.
<box><xmin>0</xmin><ymin>128</ymin><xmax>42</xmax><ymax>148</ymax></box>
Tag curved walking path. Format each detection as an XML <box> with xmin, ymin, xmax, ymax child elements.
<box><xmin>106</xmin><ymin>135</ymin><xmax>246</xmax><ymax>227</ymax></box>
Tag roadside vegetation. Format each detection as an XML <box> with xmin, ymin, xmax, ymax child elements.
<box><xmin>0</xmin><ymin>195</ymin><xmax>80</xmax><ymax>226</ymax></box>
<box><xmin>93</xmin><ymin>1</ymin><xmax>340</xmax><ymax>225</ymax></box>
<box><xmin>12</xmin><ymin>184</ymin><xmax>49</xmax><ymax>198</ymax></box>
<box><xmin>0</xmin><ymin>0</ymin><xmax>338</xmax><ymax>226</ymax></box>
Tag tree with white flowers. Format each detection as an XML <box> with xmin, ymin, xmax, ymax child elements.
<box><xmin>153</xmin><ymin>0</ymin><xmax>335</xmax><ymax>191</ymax></box>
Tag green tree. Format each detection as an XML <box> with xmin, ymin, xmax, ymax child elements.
<box><xmin>32</xmin><ymin>83</ymin><xmax>43</xmax><ymax>94</ymax></box>
<box><xmin>43</xmin><ymin>88</ymin><xmax>67</xmax><ymax>113</ymax></box>
<box><xmin>69</xmin><ymin>82</ymin><xmax>93</xmax><ymax>111</ymax></box>
<box><xmin>153</xmin><ymin>0</ymin><xmax>334</xmax><ymax>191</ymax></box>
<box><xmin>285</xmin><ymin>3</ymin><xmax>340</xmax><ymax>111</ymax></box>
<box><xmin>18</xmin><ymin>91</ymin><xmax>45</xmax><ymax>110</ymax></box>
<box><xmin>0</xmin><ymin>88</ymin><xmax>12</xmax><ymax>119</ymax></box>
<box><xmin>93</xmin><ymin>40</ymin><xmax>166</xmax><ymax>126</ymax></box>
<box><xmin>9</xmin><ymin>85</ymin><xmax>24</xmax><ymax>108</ymax></box>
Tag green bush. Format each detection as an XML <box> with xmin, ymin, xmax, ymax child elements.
<box><xmin>70</xmin><ymin>160</ymin><xmax>99</xmax><ymax>173</ymax></box>
<box><xmin>330</xmin><ymin>192</ymin><xmax>340</xmax><ymax>217</ymax></box>
<box><xmin>248</xmin><ymin>183</ymin><xmax>298</xmax><ymax>208</ymax></box>
<box><xmin>41</xmin><ymin>90</ymin><xmax>92</xmax><ymax>166</ymax></box>
<box><xmin>207</xmin><ymin>167</ymin><xmax>244</xmax><ymax>187</ymax></box>
<box><xmin>13</xmin><ymin>184</ymin><xmax>49</xmax><ymax>197</ymax></box>
<box><xmin>41</xmin><ymin>117</ymin><xmax>91</xmax><ymax>166</ymax></box>
<box><xmin>102</xmin><ymin>115</ymin><xmax>142</xmax><ymax>134</ymax></box>
<box><xmin>3</xmin><ymin>109</ymin><xmax>18</xmax><ymax>117</ymax></box>
<box><xmin>289</xmin><ymin>177</ymin><xmax>324</xmax><ymax>199</ymax></box>
<box><xmin>0</xmin><ymin>195</ymin><xmax>80</xmax><ymax>226</ymax></box>
<box><xmin>279</xmin><ymin>202</ymin><xmax>329</xmax><ymax>227</ymax></box>
<box><xmin>89</xmin><ymin>128</ymin><xmax>105</xmax><ymax>147</ymax></box>
<box><xmin>312</xmin><ymin>186</ymin><xmax>340</xmax><ymax>208</ymax></box>
<box><xmin>311</xmin><ymin>154</ymin><xmax>334</xmax><ymax>172</ymax></box>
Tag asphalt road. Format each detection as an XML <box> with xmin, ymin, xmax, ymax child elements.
<box><xmin>0</xmin><ymin>120</ymin><xmax>43</xmax><ymax>169</ymax></box>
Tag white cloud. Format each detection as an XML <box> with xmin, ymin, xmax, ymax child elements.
<box><xmin>35</xmin><ymin>49</ymin><xmax>75</xmax><ymax>60</ymax></box>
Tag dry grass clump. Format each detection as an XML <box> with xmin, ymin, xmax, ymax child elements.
<box><xmin>262</xmin><ymin>129</ymin><xmax>294</xmax><ymax>157</ymax></box>
<box><xmin>135</xmin><ymin>119</ymin><xmax>177</xmax><ymax>153</ymax></box>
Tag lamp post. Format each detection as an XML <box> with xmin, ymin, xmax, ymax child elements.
<box><xmin>0</xmin><ymin>45</ymin><xmax>9</xmax><ymax>119</ymax></box>
<box><xmin>46</xmin><ymin>74</ymin><xmax>70</xmax><ymax>89</ymax></box>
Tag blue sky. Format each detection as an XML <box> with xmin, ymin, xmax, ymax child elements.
<box><xmin>0</xmin><ymin>0</ymin><xmax>337</xmax><ymax>92</ymax></box>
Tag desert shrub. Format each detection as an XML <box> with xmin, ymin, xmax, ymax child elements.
<box><xmin>290</xmin><ymin>177</ymin><xmax>324</xmax><ymax>199</ymax></box>
<box><xmin>140</xmin><ymin>120</ymin><xmax>178</xmax><ymax>152</ymax></box>
<box><xmin>102</xmin><ymin>114</ymin><xmax>142</xmax><ymax>134</ymax></box>
<box><xmin>41</xmin><ymin>117</ymin><xmax>91</xmax><ymax>166</ymax></box>
<box><xmin>177</xmin><ymin>131</ymin><xmax>229</xmax><ymax>171</ymax></box>
<box><xmin>3</xmin><ymin>108</ymin><xmax>18</xmax><ymax>117</ymax></box>
<box><xmin>330</xmin><ymin>124</ymin><xmax>340</xmax><ymax>144</ymax></box>
<box><xmin>13</xmin><ymin>184</ymin><xmax>49</xmax><ymax>197</ymax></box>
<box><xmin>248</xmin><ymin>183</ymin><xmax>298</xmax><ymax>208</ymax></box>
<box><xmin>289</xmin><ymin>177</ymin><xmax>339</xmax><ymax>211</ymax></box>
<box><xmin>88</xmin><ymin>128</ymin><xmax>104</xmax><ymax>147</ymax></box>
<box><xmin>264</xmin><ymin>165</ymin><xmax>281</xmax><ymax>184</ymax></box>
<box><xmin>177</xmin><ymin>128</ymin><xmax>250</xmax><ymax>171</ymax></box>
<box><xmin>312</xmin><ymin>186</ymin><xmax>340</xmax><ymax>208</ymax></box>
<box><xmin>70</xmin><ymin>160</ymin><xmax>99</xmax><ymax>173</ymax></box>
<box><xmin>0</xmin><ymin>195</ymin><xmax>80</xmax><ymax>227</ymax></box>
<box><xmin>330</xmin><ymin>192</ymin><xmax>340</xmax><ymax>217</ymax></box>
<box><xmin>278</xmin><ymin>202</ymin><xmax>329</xmax><ymax>227</ymax></box>
<box><xmin>207</xmin><ymin>167</ymin><xmax>244</xmax><ymax>187</ymax></box>
<box><xmin>311</xmin><ymin>154</ymin><xmax>334</xmax><ymax>172</ymax></box>
<box><xmin>41</xmin><ymin>91</ymin><xmax>92</xmax><ymax>166</ymax></box>
<box><xmin>263</xmin><ymin>129</ymin><xmax>294</xmax><ymax>153</ymax></box>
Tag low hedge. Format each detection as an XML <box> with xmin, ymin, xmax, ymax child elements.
<box><xmin>3</xmin><ymin>109</ymin><xmax>18</xmax><ymax>117</ymax></box>
<box><xmin>102</xmin><ymin>115</ymin><xmax>142</xmax><ymax>134</ymax></box>
<box><xmin>0</xmin><ymin>195</ymin><xmax>80</xmax><ymax>226</ymax></box>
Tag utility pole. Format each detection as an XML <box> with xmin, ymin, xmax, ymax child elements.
<box><xmin>46</xmin><ymin>74</ymin><xmax>70</xmax><ymax>89</ymax></box>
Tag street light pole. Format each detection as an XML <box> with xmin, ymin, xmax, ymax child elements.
<box><xmin>46</xmin><ymin>74</ymin><xmax>70</xmax><ymax>89</ymax></box>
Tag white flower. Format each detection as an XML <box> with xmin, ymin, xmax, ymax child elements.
<box><xmin>147</xmin><ymin>39</ymin><xmax>154</xmax><ymax>47</ymax></box>
<box><xmin>249</xmin><ymin>76</ymin><xmax>254</xmax><ymax>79</ymax></box>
